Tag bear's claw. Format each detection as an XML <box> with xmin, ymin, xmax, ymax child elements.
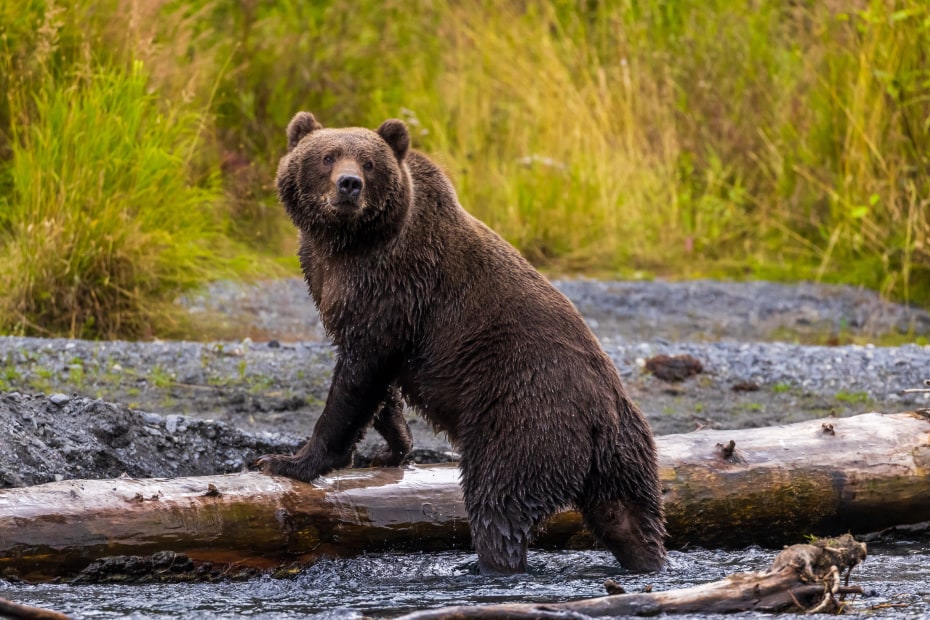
<box><xmin>254</xmin><ymin>453</ymin><xmax>327</xmax><ymax>483</ymax></box>
<box><xmin>254</xmin><ymin>453</ymin><xmax>291</xmax><ymax>475</ymax></box>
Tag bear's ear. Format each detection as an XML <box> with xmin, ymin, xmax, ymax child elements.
<box><xmin>377</xmin><ymin>119</ymin><xmax>409</xmax><ymax>162</ymax></box>
<box><xmin>286</xmin><ymin>112</ymin><xmax>323</xmax><ymax>152</ymax></box>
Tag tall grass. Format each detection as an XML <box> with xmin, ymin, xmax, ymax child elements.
<box><xmin>415</xmin><ymin>1</ymin><xmax>929</xmax><ymax>295</ymax></box>
<box><xmin>216</xmin><ymin>0</ymin><xmax>927</xmax><ymax>298</ymax></box>
<box><xmin>1</xmin><ymin>0</ymin><xmax>928</xmax><ymax>339</ymax></box>
<box><xmin>0</xmin><ymin>1</ymin><xmax>251</xmax><ymax>338</ymax></box>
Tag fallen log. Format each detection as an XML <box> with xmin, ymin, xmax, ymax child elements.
<box><xmin>0</xmin><ymin>596</ymin><xmax>72</xmax><ymax>620</ymax></box>
<box><xmin>394</xmin><ymin>535</ymin><xmax>868</xmax><ymax>618</ymax></box>
<box><xmin>1</xmin><ymin>411</ymin><xmax>929</xmax><ymax>581</ymax></box>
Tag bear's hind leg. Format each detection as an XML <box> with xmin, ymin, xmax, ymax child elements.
<box><xmin>370</xmin><ymin>385</ymin><xmax>412</xmax><ymax>467</ymax></box>
<box><xmin>469</xmin><ymin>509</ymin><xmax>532</xmax><ymax>575</ymax></box>
<box><xmin>461</xmin><ymin>453</ymin><xmax>570</xmax><ymax>575</ymax></box>
<box><xmin>583</xmin><ymin>499</ymin><xmax>666</xmax><ymax>572</ymax></box>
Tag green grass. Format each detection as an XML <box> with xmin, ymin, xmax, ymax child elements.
<box><xmin>835</xmin><ymin>391</ymin><xmax>871</xmax><ymax>405</ymax></box>
<box><xmin>1</xmin><ymin>1</ymin><xmax>929</xmax><ymax>339</ymax></box>
<box><xmin>0</xmin><ymin>365</ymin><xmax>21</xmax><ymax>392</ymax></box>
<box><xmin>149</xmin><ymin>365</ymin><xmax>175</xmax><ymax>389</ymax></box>
<box><xmin>0</xmin><ymin>1</ymin><xmax>262</xmax><ymax>338</ymax></box>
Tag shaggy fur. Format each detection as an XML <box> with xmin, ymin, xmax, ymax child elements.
<box><xmin>258</xmin><ymin>112</ymin><xmax>667</xmax><ymax>574</ymax></box>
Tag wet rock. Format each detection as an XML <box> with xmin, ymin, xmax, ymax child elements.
<box><xmin>71</xmin><ymin>550</ymin><xmax>261</xmax><ymax>584</ymax></box>
<box><xmin>644</xmin><ymin>354</ymin><xmax>704</xmax><ymax>382</ymax></box>
<box><xmin>0</xmin><ymin>393</ymin><xmax>301</xmax><ymax>488</ymax></box>
<box><xmin>49</xmin><ymin>393</ymin><xmax>70</xmax><ymax>406</ymax></box>
<box><xmin>165</xmin><ymin>414</ymin><xmax>185</xmax><ymax>434</ymax></box>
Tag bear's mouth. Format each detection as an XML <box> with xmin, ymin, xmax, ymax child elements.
<box><xmin>326</xmin><ymin>194</ymin><xmax>362</xmax><ymax>214</ymax></box>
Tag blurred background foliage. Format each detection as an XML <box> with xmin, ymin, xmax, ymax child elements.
<box><xmin>1</xmin><ymin>0</ymin><xmax>928</xmax><ymax>339</ymax></box>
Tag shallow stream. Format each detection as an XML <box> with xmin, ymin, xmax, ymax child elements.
<box><xmin>3</xmin><ymin>540</ymin><xmax>929</xmax><ymax>619</ymax></box>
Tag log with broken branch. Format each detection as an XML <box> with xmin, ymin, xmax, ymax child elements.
<box><xmin>1</xmin><ymin>411</ymin><xmax>929</xmax><ymax>581</ymax></box>
<box><xmin>393</xmin><ymin>535</ymin><xmax>868</xmax><ymax>618</ymax></box>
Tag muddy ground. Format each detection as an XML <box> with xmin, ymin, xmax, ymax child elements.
<box><xmin>1</xmin><ymin>278</ymin><xmax>929</xmax><ymax>488</ymax></box>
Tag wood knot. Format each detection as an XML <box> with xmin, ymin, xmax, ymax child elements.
<box><xmin>718</xmin><ymin>439</ymin><xmax>736</xmax><ymax>459</ymax></box>
<box><xmin>821</xmin><ymin>423</ymin><xmax>835</xmax><ymax>435</ymax></box>
<box><xmin>716</xmin><ymin>439</ymin><xmax>746</xmax><ymax>464</ymax></box>
<box><xmin>203</xmin><ymin>483</ymin><xmax>221</xmax><ymax>497</ymax></box>
<box><xmin>127</xmin><ymin>491</ymin><xmax>161</xmax><ymax>503</ymax></box>
<box><xmin>604</xmin><ymin>578</ymin><xmax>626</xmax><ymax>595</ymax></box>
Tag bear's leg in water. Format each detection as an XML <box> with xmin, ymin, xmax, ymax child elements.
<box><xmin>582</xmin><ymin>498</ymin><xmax>666</xmax><ymax>572</ymax></box>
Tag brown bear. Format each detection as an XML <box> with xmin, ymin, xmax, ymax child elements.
<box><xmin>257</xmin><ymin>111</ymin><xmax>667</xmax><ymax>575</ymax></box>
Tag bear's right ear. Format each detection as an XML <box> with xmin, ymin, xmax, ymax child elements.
<box><xmin>377</xmin><ymin>119</ymin><xmax>410</xmax><ymax>162</ymax></box>
<box><xmin>286</xmin><ymin>112</ymin><xmax>323</xmax><ymax>152</ymax></box>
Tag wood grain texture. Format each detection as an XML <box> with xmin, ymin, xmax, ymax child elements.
<box><xmin>1</xmin><ymin>412</ymin><xmax>927</xmax><ymax>580</ymax></box>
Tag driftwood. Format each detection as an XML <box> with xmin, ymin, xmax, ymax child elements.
<box><xmin>394</xmin><ymin>535</ymin><xmax>868</xmax><ymax>618</ymax></box>
<box><xmin>0</xmin><ymin>596</ymin><xmax>72</xmax><ymax>620</ymax></box>
<box><xmin>1</xmin><ymin>411</ymin><xmax>929</xmax><ymax>581</ymax></box>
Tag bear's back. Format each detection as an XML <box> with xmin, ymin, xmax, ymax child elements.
<box><xmin>396</xmin><ymin>151</ymin><xmax>625</xmax><ymax>438</ymax></box>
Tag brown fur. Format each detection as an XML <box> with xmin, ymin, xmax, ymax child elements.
<box><xmin>258</xmin><ymin>112</ymin><xmax>667</xmax><ymax>574</ymax></box>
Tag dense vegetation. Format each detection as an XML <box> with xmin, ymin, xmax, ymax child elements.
<box><xmin>1</xmin><ymin>1</ymin><xmax>928</xmax><ymax>339</ymax></box>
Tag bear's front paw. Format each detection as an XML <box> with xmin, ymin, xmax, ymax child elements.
<box><xmin>254</xmin><ymin>453</ymin><xmax>321</xmax><ymax>482</ymax></box>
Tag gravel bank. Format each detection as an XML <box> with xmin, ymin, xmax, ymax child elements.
<box><xmin>1</xmin><ymin>278</ymin><xmax>929</xmax><ymax>488</ymax></box>
<box><xmin>181</xmin><ymin>277</ymin><xmax>930</xmax><ymax>344</ymax></box>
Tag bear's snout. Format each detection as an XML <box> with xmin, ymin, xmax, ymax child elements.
<box><xmin>329</xmin><ymin>159</ymin><xmax>364</xmax><ymax>209</ymax></box>
<box><xmin>337</xmin><ymin>174</ymin><xmax>363</xmax><ymax>198</ymax></box>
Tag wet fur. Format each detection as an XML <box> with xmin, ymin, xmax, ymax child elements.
<box><xmin>259</xmin><ymin>112</ymin><xmax>667</xmax><ymax>574</ymax></box>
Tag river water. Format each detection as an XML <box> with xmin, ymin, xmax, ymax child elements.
<box><xmin>2</xmin><ymin>539</ymin><xmax>929</xmax><ymax>619</ymax></box>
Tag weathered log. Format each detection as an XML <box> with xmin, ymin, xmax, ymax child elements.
<box><xmin>393</xmin><ymin>535</ymin><xmax>868</xmax><ymax>618</ymax></box>
<box><xmin>1</xmin><ymin>411</ymin><xmax>928</xmax><ymax>581</ymax></box>
<box><xmin>661</xmin><ymin>410</ymin><xmax>930</xmax><ymax>548</ymax></box>
<box><xmin>0</xmin><ymin>596</ymin><xmax>72</xmax><ymax>620</ymax></box>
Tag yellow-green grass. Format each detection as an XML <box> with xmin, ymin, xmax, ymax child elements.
<box><xmin>0</xmin><ymin>58</ymin><xmax>241</xmax><ymax>338</ymax></box>
<box><xmin>0</xmin><ymin>2</ymin><xmax>259</xmax><ymax>338</ymax></box>
<box><xmin>1</xmin><ymin>0</ymin><xmax>928</xmax><ymax>339</ymax></box>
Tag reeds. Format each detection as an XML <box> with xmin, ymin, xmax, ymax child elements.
<box><xmin>1</xmin><ymin>0</ymin><xmax>928</xmax><ymax>338</ymax></box>
<box><xmin>0</xmin><ymin>1</ymin><xmax>247</xmax><ymax>338</ymax></box>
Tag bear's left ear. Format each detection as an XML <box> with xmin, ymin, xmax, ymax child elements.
<box><xmin>377</xmin><ymin>119</ymin><xmax>409</xmax><ymax>162</ymax></box>
<box><xmin>287</xmin><ymin>112</ymin><xmax>323</xmax><ymax>152</ymax></box>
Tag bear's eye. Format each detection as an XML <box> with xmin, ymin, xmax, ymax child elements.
<box><xmin>362</xmin><ymin>161</ymin><xmax>374</xmax><ymax>172</ymax></box>
<box><xmin>323</xmin><ymin>154</ymin><xmax>335</xmax><ymax>166</ymax></box>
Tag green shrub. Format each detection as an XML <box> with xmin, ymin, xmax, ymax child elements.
<box><xmin>0</xmin><ymin>58</ymin><xmax>240</xmax><ymax>338</ymax></box>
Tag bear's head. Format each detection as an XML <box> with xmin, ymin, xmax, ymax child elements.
<box><xmin>276</xmin><ymin>111</ymin><xmax>412</xmax><ymax>252</ymax></box>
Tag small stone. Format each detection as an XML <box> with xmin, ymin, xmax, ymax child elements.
<box><xmin>731</xmin><ymin>380</ymin><xmax>760</xmax><ymax>392</ymax></box>
<box><xmin>141</xmin><ymin>413</ymin><xmax>164</xmax><ymax>426</ymax></box>
<box><xmin>49</xmin><ymin>393</ymin><xmax>70</xmax><ymax>406</ymax></box>
<box><xmin>165</xmin><ymin>415</ymin><xmax>182</xmax><ymax>434</ymax></box>
<box><xmin>644</xmin><ymin>354</ymin><xmax>703</xmax><ymax>382</ymax></box>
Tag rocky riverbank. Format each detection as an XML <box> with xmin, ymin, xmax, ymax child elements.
<box><xmin>1</xmin><ymin>278</ymin><xmax>928</xmax><ymax>488</ymax></box>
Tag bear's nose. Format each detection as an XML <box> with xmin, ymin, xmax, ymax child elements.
<box><xmin>337</xmin><ymin>174</ymin><xmax>363</xmax><ymax>198</ymax></box>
